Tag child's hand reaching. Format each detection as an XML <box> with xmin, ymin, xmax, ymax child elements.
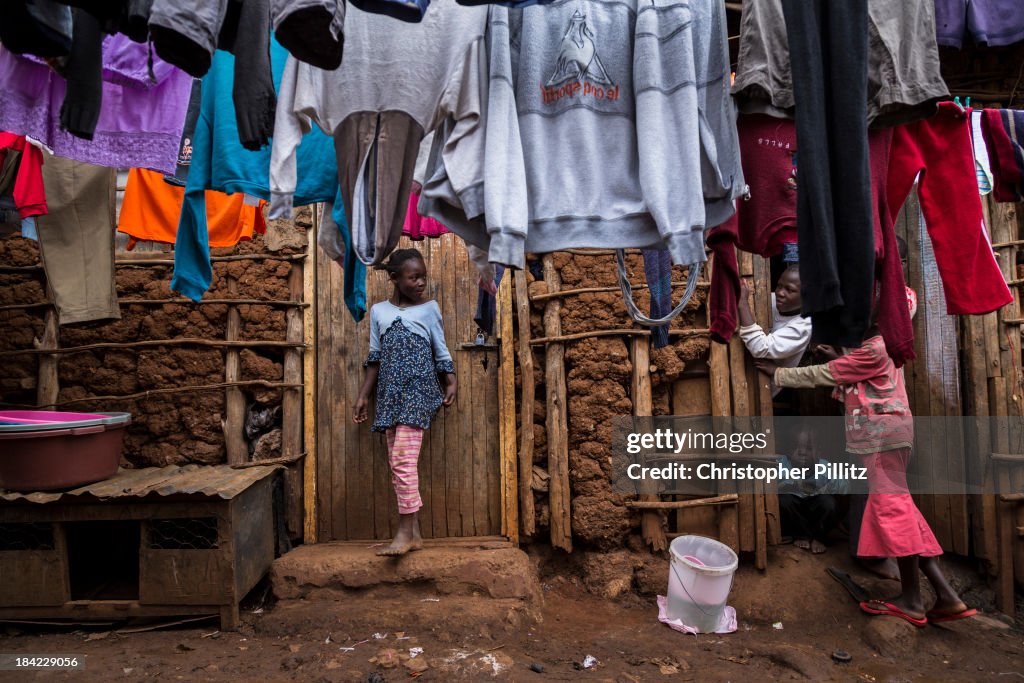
<box><xmin>813</xmin><ymin>344</ymin><xmax>840</xmax><ymax>361</ymax></box>
<box><xmin>352</xmin><ymin>396</ymin><xmax>369</xmax><ymax>424</ymax></box>
<box><xmin>754</xmin><ymin>359</ymin><xmax>779</xmax><ymax>376</ymax></box>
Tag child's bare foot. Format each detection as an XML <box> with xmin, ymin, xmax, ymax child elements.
<box><xmin>810</xmin><ymin>540</ymin><xmax>827</xmax><ymax>554</ymax></box>
<box><xmin>794</xmin><ymin>538</ymin><xmax>811</xmax><ymax>551</ymax></box>
<box><xmin>880</xmin><ymin>593</ymin><xmax>926</xmax><ymax>620</ymax></box>
<box><xmin>859</xmin><ymin>557</ymin><xmax>900</xmax><ymax>581</ymax></box>
<box><xmin>376</xmin><ymin>512</ymin><xmax>423</xmax><ymax>556</ymax></box>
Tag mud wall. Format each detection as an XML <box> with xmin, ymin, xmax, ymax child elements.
<box><xmin>521</xmin><ymin>251</ymin><xmax>710</xmax><ymax>552</ymax></box>
<box><xmin>0</xmin><ymin>212</ymin><xmax>309</xmax><ymax>468</ymax></box>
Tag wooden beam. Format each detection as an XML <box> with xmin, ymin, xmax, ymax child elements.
<box><xmin>303</xmin><ymin>209</ymin><xmax>318</xmax><ymax>544</ymax></box>
<box><xmin>497</xmin><ymin>271</ymin><xmax>519</xmax><ymax>544</ymax></box>
<box><xmin>35</xmin><ymin>308</ymin><xmax>59</xmax><ymax>408</ymax></box>
<box><xmin>282</xmin><ymin>261</ymin><xmax>305</xmax><ymax>539</ymax></box>
<box><xmin>0</xmin><ymin>339</ymin><xmax>305</xmax><ymax>357</ymax></box>
<box><xmin>514</xmin><ymin>269</ymin><xmax>536</xmax><ymax>538</ymax></box>
<box><xmin>530</xmin><ymin>328</ymin><xmax>710</xmax><ymax>346</ymax></box>
<box><xmin>626</xmin><ymin>495</ymin><xmax>739</xmax><ymax>510</ymax></box>
<box><xmin>543</xmin><ymin>255</ymin><xmax>572</xmax><ymax>552</ymax></box>
<box><xmin>529</xmin><ymin>281</ymin><xmax>710</xmax><ymax>304</ymax></box>
<box><xmin>631</xmin><ymin>336</ymin><xmax>666</xmax><ymax>552</ymax></box>
<box><xmin>224</xmin><ymin>276</ymin><xmax>247</xmax><ymax>466</ymax></box>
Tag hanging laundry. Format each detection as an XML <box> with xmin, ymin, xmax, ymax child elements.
<box><xmin>0</xmin><ymin>36</ymin><xmax>192</xmax><ymax>174</ymax></box>
<box><xmin>643</xmin><ymin>250</ymin><xmax>672</xmax><ymax>349</ymax></box>
<box><xmin>404</xmin><ymin>190</ymin><xmax>448</xmax><ymax>241</ymax></box>
<box><xmin>971</xmin><ymin>110</ymin><xmax>994</xmax><ymax>195</ymax></box>
<box><xmin>36</xmin><ymin>155</ymin><xmax>119</xmax><ymax>325</ymax></box>
<box><xmin>708</xmin><ymin>116</ymin><xmax>916</xmax><ymax>365</ymax></box>
<box><xmin>0</xmin><ymin>132</ymin><xmax>47</xmax><ymax>218</ymax></box>
<box><xmin>165</xmin><ymin>78</ymin><xmax>203</xmax><ymax>187</ymax></box>
<box><xmin>474</xmin><ymin>266</ymin><xmax>505</xmax><ymax>337</ymax></box>
<box><xmin>170</xmin><ymin>39</ymin><xmax>366</xmax><ymax>320</ymax></box>
<box><xmin>349</xmin><ymin>0</ymin><xmax>429</xmax><ymax>23</ymax></box>
<box><xmin>270</xmin><ymin>0</ymin><xmax>488</xmax><ymax>266</ymax></box>
<box><xmin>733</xmin><ymin>0</ymin><xmax>949</xmax><ymax>129</ymax></box>
<box><xmin>889</xmin><ymin>103</ymin><xmax>1012</xmax><ymax>315</ymax></box>
<box><xmin>0</xmin><ymin>0</ymin><xmax>73</xmax><ymax>58</ymax></box>
<box><xmin>421</xmin><ymin>0</ymin><xmax>744</xmax><ymax>270</ymax></box>
<box><xmin>271</xmin><ymin>0</ymin><xmax>345</xmax><ymax>70</ymax></box>
<box><xmin>782</xmin><ymin>0</ymin><xmax>875</xmax><ymax>348</ymax></box>
<box><xmin>935</xmin><ymin>0</ymin><xmax>1024</xmax><ymax>49</ymax></box>
<box><xmin>118</xmin><ymin>168</ymin><xmax>266</xmax><ymax>249</ymax></box>
<box><xmin>149</xmin><ymin>0</ymin><xmax>275</xmax><ymax>150</ymax></box>
<box><xmin>981</xmin><ymin>109</ymin><xmax>1024</xmax><ymax>203</ymax></box>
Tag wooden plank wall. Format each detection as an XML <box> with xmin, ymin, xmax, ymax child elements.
<box><xmin>315</xmin><ymin>234</ymin><xmax>502</xmax><ymax>541</ymax></box>
<box><xmin>896</xmin><ymin>195</ymin><xmax>969</xmax><ymax>555</ymax></box>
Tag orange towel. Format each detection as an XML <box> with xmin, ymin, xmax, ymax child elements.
<box><xmin>118</xmin><ymin>168</ymin><xmax>265</xmax><ymax>249</ymax></box>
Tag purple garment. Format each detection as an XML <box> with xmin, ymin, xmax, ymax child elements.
<box><xmin>935</xmin><ymin>0</ymin><xmax>1024</xmax><ymax>48</ymax></box>
<box><xmin>0</xmin><ymin>36</ymin><xmax>191</xmax><ymax>174</ymax></box>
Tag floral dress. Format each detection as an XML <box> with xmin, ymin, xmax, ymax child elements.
<box><xmin>364</xmin><ymin>300</ymin><xmax>455</xmax><ymax>432</ymax></box>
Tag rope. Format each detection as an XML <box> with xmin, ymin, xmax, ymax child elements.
<box><xmin>615</xmin><ymin>249</ymin><xmax>700</xmax><ymax>327</ymax></box>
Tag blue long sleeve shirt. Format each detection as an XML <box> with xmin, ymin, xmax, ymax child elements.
<box><xmin>171</xmin><ymin>39</ymin><xmax>366</xmax><ymax>320</ymax></box>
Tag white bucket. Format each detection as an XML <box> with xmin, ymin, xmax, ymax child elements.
<box><xmin>666</xmin><ymin>535</ymin><xmax>738</xmax><ymax>633</ymax></box>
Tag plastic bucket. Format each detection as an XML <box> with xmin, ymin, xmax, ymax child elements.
<box><xmin>666</xmin><ymin>535</ymin><xmax>738</xmax><ymax>632</ymax></box>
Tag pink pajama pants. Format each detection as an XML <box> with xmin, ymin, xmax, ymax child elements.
<box><xmin>386</xmin><ymin>426</ymin><xmax>424</xmax><ymax>514</ymax></box>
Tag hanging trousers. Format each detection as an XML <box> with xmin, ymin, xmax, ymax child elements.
<box><xmin>386</xmin><ymin>425</ymin><xmax>424</xmax><ymax>514</ymax></box>
<box><xmin>781</xmin><ymin>0</ymin><xmax>874</xmax><ymax>347</ymax></box>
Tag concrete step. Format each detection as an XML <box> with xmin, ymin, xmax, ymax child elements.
<box><xmin>271</xmin><ymin>540</ymin><xmax>541</xmax><ymax>606</ymax></box>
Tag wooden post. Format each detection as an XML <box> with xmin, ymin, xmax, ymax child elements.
<box><xmin>543</xmin><ymin>254</ymin><xmax>572</xmax><ymax>552</ymax></box>
<box><xmin>497</xmin><ymin>271</ymin><xmax>519</xmax><ymax>544</ymax></box>
<box><xmin>303</xmin><ymin>208</ymin><xmax>318</xmax><ymax>544</ymax></box>
<box><xmin>224</xmin><ymin>276</ymin><xmax>247</xmax><ymax>466</ymax></box>
<box><xmin>35</xmin><ymin>308</ymin><xmax>59</xmax><ymax>408</ymax></box>
<box><xmin>632</xmin><ymin>336</ymin><xmax>667</xmax><ymax>552</ymax></box>
<box><xmin>282</xmin><ymin>260</ymin><xmax>305</xmax><ymax>540</ymax></box>
<box><xmin>705</xmin><ymin>258</ymin><xmax>739</xmax><ymax>551</ymax></box>
<box><xmin>514</xmin><ymin>269</ymin><xmax>536</xmax><ymax>538</ymax></box>
<box><xmin>752</xmin><ymin>254</ymin><xmax>780</xmax><ymax>548</ymax></box>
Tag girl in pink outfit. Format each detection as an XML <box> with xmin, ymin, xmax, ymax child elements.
<box><xmin>756</xmin><ymin>329</ymin><xmax>975</xmax><ymax>627</ymax></box>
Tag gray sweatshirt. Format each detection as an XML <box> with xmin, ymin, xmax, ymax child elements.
<box><xmin>270</xmin><ymin>0</ymin><xmax>488</xmax><ymax>265</ymax></box>
<box><xmin>421</xmin><ymin>0</ymin><xmax>745</xmax><ymax>269</ymax></box>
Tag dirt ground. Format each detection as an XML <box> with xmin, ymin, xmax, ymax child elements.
<box><xmin>1</xmin><ymin>543</ymin><xmax>1021</xmax><ymax>682</ymax></box>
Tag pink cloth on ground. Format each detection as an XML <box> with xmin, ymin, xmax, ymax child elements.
<box><xmin>403</xmin><ymin>190</ymin><xmax>447</xmax><ymax>240</ymax></box>
<box><xmin>656</xmin><ymin>595</ymin><xmax>738</xmax><ymax>635</ymax></box>
<box><xmin>857</xmin><ymin>447</ymin><xmax>942</xmax><ymax>558</ymax></box>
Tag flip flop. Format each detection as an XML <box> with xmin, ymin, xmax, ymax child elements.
<box><xmin>827</xmin><ymin>567</ymin><xmax>871</xmax><ymax>604</ymax></box>
<box><xmin>925</xmin><ymin>607</ymin><xmax>977</xmax><ymax>623</ymax></box>
<box><xmin>859</xmin><ymin>600</ymin><xmax>928</xmax><ymax>627</ymax></box>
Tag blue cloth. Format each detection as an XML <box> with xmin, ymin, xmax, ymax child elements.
<box><xmin>782</xmin><ymin>241</ymin><xmax>799</xmax><ymax>264</ymax></box>
<box><xmin>643</xmin><ymin>249</ymin><xmax>671</xmax><ymax>348</ymax></box>
<box><xmin>349</xmin><ymin>0</ymin><xmax>430</xmax><ymax>23</ymax></box>
<box><xmin>171</xmin><ymin>39</ymin><xmax>367</xmax><ymax>320</ymax></box>
<box><xmin>364</xmin><ymin>300</ymin><xmax>454</xmax><ymax>432</ymax></box>
<box><xmin>473</xmin><ymin>265</ymin><xmax>505</xmax><ymax>336</ymax></box>
<box><xmin>19</xmin><ymin>217</ymin><xmax>37</xmax><ymax>241</ymax></box>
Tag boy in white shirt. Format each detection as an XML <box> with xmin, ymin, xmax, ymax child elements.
<box><xmin>737</xmin><ymin>261</ymin><xmax>812</xmax><ymax>397</ymax></box>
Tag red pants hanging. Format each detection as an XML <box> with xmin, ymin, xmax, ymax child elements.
<box><xmin>887</xmin><ymin>103</ymin><xmax>1011</xmax><ymax>315</ymax></box>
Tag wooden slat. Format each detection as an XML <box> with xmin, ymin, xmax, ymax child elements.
<box><xmin>315</xmin><ymin>242</ymin><xmax>335</xmax><ymax>542</ymax></box>
<box><xmin>282</xmin><ymin>262</ymin><xmax>305</xmax><ymax>538</ymax></box>
<box><xmin>303</xmin><ymin>213</ymin><xmax>318</xmax><ymax>543</ymax></box>
<box><xmin>752</xmin><ymin>254</ymin><xmax>779</xmax><ymax>548</ymax></box>
<box><xmin>36</xmin><ymin>308</ymin><xmax>59</xmax><ymax>408</ymax></box>
<box><xmin>632</xmin><ymin>336</ymin><xmax>666</xmax><ymax>552</ymax></box>
<box><xmin>732</xmin><ymin>252</ymin><xmax>755</xmax><ymax>557</ymax></box>
<box><xmin>543</xmin><ymin>255</ymin><xmax>572</xmax><ymax>552</ymax></box>
<box><xmin>497</xmin><ymin>273</ymin><xmax>519</xmax><ymax>543</ymax></box>
<box><xmin>224</xmin><ymin>276</ymin><xmax>246</xmax><ymax>466</ymax></box>
<box><xmin>449</xmin><ymin>239</ymin><xmax>471</xmax><ymax>537</ymax></box>
<box><xmin>515</xmin><ymin>269</ymin><xmax>536</xmax><ymax>538</ymax></box>
<box><xmin>705</xmin><ymin>256</ymin><xmax>738</xmax><ymax>552</ymax></box>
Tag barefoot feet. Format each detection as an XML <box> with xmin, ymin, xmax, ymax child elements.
<box><xmin>376</xmin><ymin>512</ymin><xmax>424</xmax><ymax>556</ymax></box>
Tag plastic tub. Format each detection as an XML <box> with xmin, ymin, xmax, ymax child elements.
<box><xmin>666</xmin><ymin>535</ymin><xmax>738</xmax><ymax>632</ymax></box>
<box><xmin>0</xmin><ymin>412</ymin><xmax>131</xmax><ymax>491</ymax></box>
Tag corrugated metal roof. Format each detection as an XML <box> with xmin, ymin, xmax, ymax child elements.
<box><xmin>0</xmin><ymin>464</ymin><xmax>280</xmax><ymax>504</ymax></box>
